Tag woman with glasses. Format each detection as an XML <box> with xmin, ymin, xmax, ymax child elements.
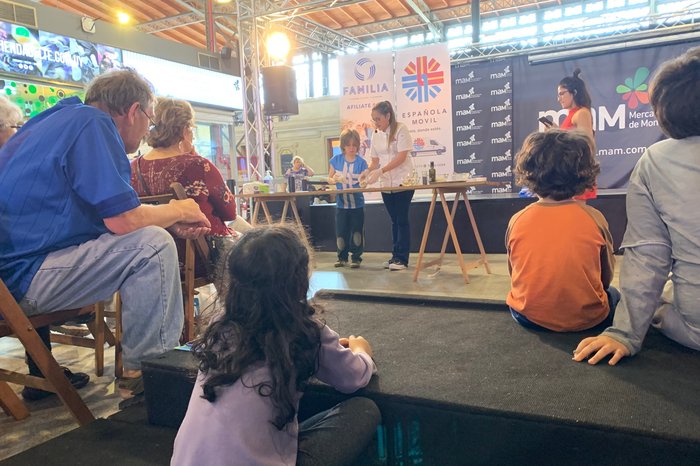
<box><xmin>556</xmin><ymin>69</ymin><xmax>597</xmax><ymax>200</ymax></box>
<box><xmin>130</xmin><ymin>98</ymin><xmax>243</xmax><ymax>279</ymax></box>
<box><xmin>0</xmin><ymin>95</ymin><xmax>23</xmax><ymax>147</ymax></box>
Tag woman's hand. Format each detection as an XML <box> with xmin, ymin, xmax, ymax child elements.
<box><xmin>366</xmin><ymin>169</ymin><xmax>382</xmax><ymax>185</ymax></box>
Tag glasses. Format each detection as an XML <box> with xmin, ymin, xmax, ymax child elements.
<box><xmin>9</xmin><ymin>124</ymin><xmax>22</xmax><ymax>129</ymax></box>
<box><xmin>140</xmin><ymin>106</ymin><xmax>157</xmax><ymax>130</ymax></box>
<box><xmin>557</xmin><ymin>90</ymin><xmax>570</xmax><ymax>97</ymax></box>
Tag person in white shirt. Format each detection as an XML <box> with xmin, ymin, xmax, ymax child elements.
<box><xmin>367</xmin><ymin>101</ymin><xmax>415</xmax><ymax>271</ymax></box>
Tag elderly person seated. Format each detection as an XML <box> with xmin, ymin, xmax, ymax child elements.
<box><xmin>130</xmin><ymin>98</ymin><xmax>246</xmax><ymax>276</ymax></box>
<box><xmin>0</xmin><ymin>95</ymin><xmax>23</xmax><ymax>146</ymax></box>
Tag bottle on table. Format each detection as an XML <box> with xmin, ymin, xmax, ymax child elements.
<box><xmin>428</xmin><ymin>161</ymin><xmax>436</xmax><ymax>184</ymax></box>
<box><xmin>263</xmin><ymin>170</ymin><xmax>273</xmax><ymax>192</ymax></box>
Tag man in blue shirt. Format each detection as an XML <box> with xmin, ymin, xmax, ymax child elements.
<box><xmin>0</xmin><ymin>69</ymin><xmax>210</xmax><ymax>401</ymax></box>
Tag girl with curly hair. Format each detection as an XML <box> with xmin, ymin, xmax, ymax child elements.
<box><xmin>172</xmin><ymin>225</ymin><xmax>380</xmax><ymax>466</ymax></box>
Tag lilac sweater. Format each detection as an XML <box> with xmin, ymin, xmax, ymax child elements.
<box><xmin>171</xmin><ymin>325</ymin><xmax>376</xmax><ymax>466</ymax></box>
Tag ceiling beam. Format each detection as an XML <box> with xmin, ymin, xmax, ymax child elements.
<box><xmin>404</xmin><ymin>0</ymin><xmax>443</xmax><ymax>39</ymax></box>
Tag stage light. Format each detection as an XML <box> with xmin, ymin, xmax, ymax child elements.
<box><xmin>266</xmin><ymin>31</ymin><xmax>291</xmax><ymax>64</ymax></box>
<box><xmin>116</xmin><ymin>12</ymin><xmax>131</xmax><ymax>25</ymax></box>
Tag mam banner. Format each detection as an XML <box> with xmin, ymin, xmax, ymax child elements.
<box><xmin>395</xmin><ymin>43</ymin><xmax>453</xmax><ymax>177</ymax></box>
<box><xmin>513</xmin><ymin>42</ymin><xmax>699</xmax><ymax>189</ymax></box>
<box><xmin>339</xmin><ymin>51</ymin><xmax>394</xmax><ymax>160</ymax></box>
<box><xmin>451</xmin><ymin>59</ymin><xmax>514</xmax><ymax>195</ymax></box>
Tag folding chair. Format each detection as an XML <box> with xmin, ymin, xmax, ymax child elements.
<box><xmin>0</xmin><ymin>279</ymin><xmax>95</xmax><ymax>426</ymax></box>
<box><xmin>112</xmin><ymin>182</ymin><xmax>212</xmax><ymax>377</ymax></box>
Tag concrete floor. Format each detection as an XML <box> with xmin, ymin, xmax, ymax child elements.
<box><xmin>0</xmin><ymin>251</ymin><xmax>621</xmax><ymax>460</ymax></box>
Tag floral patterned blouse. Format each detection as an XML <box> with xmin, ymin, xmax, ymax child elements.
<box><xmin>130</xmin><ymin>153</ymin><xmax>236</xmax><ymax>237</ymax></box>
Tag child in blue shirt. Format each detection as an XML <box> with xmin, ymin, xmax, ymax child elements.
<box><xmin>328</xmin><ymin>129</ymin><xmax>369</xmax><ymax>268</ymax></box>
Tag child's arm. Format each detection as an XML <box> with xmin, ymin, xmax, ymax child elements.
<box><xmin>305</xmin><ymin>165</ymin><xmax>315</xmax><ymax>176</ymax></box>
<box><xmin>328</xmin><ymin>165</ymin><xmax>336</xmax><ymax>184</ymax></box>
<box><xmin>316</xmin><ymin>326</ymin><xmax>375</xmax><ymax>393</ymax></box>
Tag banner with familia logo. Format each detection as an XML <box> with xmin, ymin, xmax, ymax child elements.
<box><xmin>451</xmin><ymin>59</ymin><xmax>514</xmax><ymax>195</ymax></box>
<box><xmin>513</xmin><ymin>41</ymin><xmax>698</xmax><ymax>189</ymax></box>
<box><xmin>394</xmin><ymin>43</ymin><xmax>453</xmax><ymax>178</ymax></box>
<box><xmin>339</xmin><ymin>51</ymin><xmax>395</xmax><ymax>161</ymax></box>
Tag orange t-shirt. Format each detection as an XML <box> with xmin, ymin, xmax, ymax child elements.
<box><xmin>506</xmin><ymin>201</ymin><xmax>615</xmax><ymax>332</ymax></box>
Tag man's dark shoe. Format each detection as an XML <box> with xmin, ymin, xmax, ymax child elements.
<box><xmin>21</xmin><ymin>367</ymin><xmax>90</xmax><ymax>401</ymax></box>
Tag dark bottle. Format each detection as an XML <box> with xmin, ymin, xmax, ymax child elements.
<box><xmin>428</xmin><ymin>161</ymin><xmax>436</xmax><ymax>184</ymax></box>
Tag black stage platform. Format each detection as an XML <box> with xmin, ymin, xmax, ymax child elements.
<box><xmin>278</xmin><ymin>191</ymin><xmax>627</xmax><ymax>254</ymax></box>
<box><xmin>4</xmin><ymin>292</ymin><xmax>699</xmax><ymax>465</ymax></box>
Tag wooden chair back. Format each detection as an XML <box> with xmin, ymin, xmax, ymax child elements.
<box><xmin>0</xmin><ymin>279</ymin><xmax>95</xmax><ymax>426</ymax></box>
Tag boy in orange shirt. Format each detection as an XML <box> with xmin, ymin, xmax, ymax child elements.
<box><xmin>506</xmin><ymin>130</ymin><xmax>619</xmax><ymax>331</ymax></box>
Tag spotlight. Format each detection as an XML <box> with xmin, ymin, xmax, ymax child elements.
<box><xmin>266</xmin><ymin>31</ymin><xmax>291</xmax><ymax>64</ymax></box>
<box><xmin>116</xmin><ymin>12</ymin><xmax>130</xmax><ymax>25</ymax></box>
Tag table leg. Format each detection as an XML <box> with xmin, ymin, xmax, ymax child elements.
<box><xmin>438</xmin><ymin>191</ymin><xmax>461</xmax><ymax>262</ymax></box>
<box><xmin>251</xmin><ymin>200</ymin><xmax>261</xmax><ymax>226</ymax></box>
<box><xmin>281</xmin><ymin>200</ymin><xmax>289</xmax><ymax>224</ymax></box>
<box><xmin>260</xmin><ymin>201</ymin><xmax>273</xmax><ymax>224</ymax></box>
<box><xmin>439</xmin><ymin>190</ymin><xmax>469</xmax><ymax>284</ymax></box>
<box><xmin>413</xmin><ymin>190</ymin><xmax>438</xmax><ymax>282</ymax></box>
<box><xmin>461</xmin><ymin>193</ymin><xmax>492</xmax><ymax>274</ymax></box>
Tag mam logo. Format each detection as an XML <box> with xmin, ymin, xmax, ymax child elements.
<box><xmin>617</xmin><ymin>67</ymin><xmax>650</xmax><ymax>109</ymax></box>
<box><xmin>456</xmin><ymin>153</ymin><xmax>483</xmax><ymax>165</ymax></box>
<box><xmin>491</xmin><ymin>98</ymin><xmax>512</xmax><ymax>112</ymax></box>
<box><xmin>491</xmin><ymin>165</ymin><xmax>512</xmax><ymax>179</ymax></box>
<box><xmin>491</xmin><ymin>149</ymin><xmax>512</xmax><ymax>162</ymax></box>
<box><xmin>354</xmin><ymin>57</ymin><xmax>376</xmax><ymax>81</ymax></box>
<box><xmin>491</xmin><ymin>131</ymin><xmax>512</xmax><ymax>144</ymax></box>
<box><xmin>455</xmin><ymin>70</ymin><xmax>481</xmax><ymax>84</ymax></box>
<box><xmin>456</xmin><ymin>134</ymin><xmax>483</xmax><ymax>146</ymax></box>
<box><xmin>490</xmin><ymin>82</ymin><xmax>511</xmax><ymax>96</ymax></box>
<box><xmin>490</xmin><ymin>65</ymin><xmax>511</xmax><ymax>79</ymax></box>
<box><xmin>491</xmin><ymin>114</ymin><xmax>512</xmax><ymax>128</ymax></box>
<box><xmin>455</xmin><ymin>87</ymin><xmax>482</xmax><ymax>100</ymax></box>
<box><xmin>492</xmin><ymin>183</ymin><xmax>512</xmax><ymax>193</ymax></box>
<box><xmin>455</xmin><ymin>103</ymin><xmax>482</xmax><ymax>116</ymax></box>
<box><xmin>455</xmin><ymin>119</ymin><xmax>482</xmax><ymax>131</ymax></box>
<box><xmin>402</xmin><ymin>55</ymin><xmax>445</xmax><ymax>103</ymax></box>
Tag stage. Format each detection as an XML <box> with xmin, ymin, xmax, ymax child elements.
<box><xmin>270</xmin><ymin>190</ymin><xmax>628</xmax><ymax>254</ymax></box>
<box><xmin>6</xmin><ymin>282</ymin><xmax>698</xmax><ymax>466</ymax></box>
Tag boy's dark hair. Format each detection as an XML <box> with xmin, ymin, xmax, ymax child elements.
<box><xmin>559</xmin><ymin>68</ymin><xmax>592</xmax><ymax>109</ymax></box>
<box><xmin>192</xmin><ymin>225</ymin><xmax>322</xmax><ymax>430</ymax></box>
<box><xmin>650</xmin><ymin>47</ymin><xmax>700</xmax><ymax>139</ymax></box>
<box><xmin>515</xmin><ymin>130</ymin><xmax>599</xmax><ymax>201</ymax></box>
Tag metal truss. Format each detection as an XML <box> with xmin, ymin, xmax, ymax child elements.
<box><xmin>450</xmin><ymin>8</ymin><xmax>700</xmax><ymax>62</ymax></box>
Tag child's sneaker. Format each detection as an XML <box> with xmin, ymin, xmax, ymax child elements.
<box><xmin>389</xmin><ymin>261</ymin><xmax>407</xmax><ymax>271</ymax></box>
<box><xmin>350</xmin><ymin>261</ymin><xmax>361</xmax><ymax>269</ymax></box>
<box><xmin>383</xmin><ymin>258</ymin><xmax>396</xmax><ymax>269</ymax></box>
<box><xmin>334</xmin><ymin>260</ymin><xmax>347</xmax><ymax>268</ymax></box>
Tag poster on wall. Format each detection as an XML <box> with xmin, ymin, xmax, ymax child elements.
<box><xmin>395</xmin><ymin>43</ymin><xmax>453</xmax><ymax>178</ymax></box>
<box><xmin>513</xmin><ymin>41</ymin><xmax>698</xmax><ymax>189</ymax></box>
<box><xmin>451</xmin><ymin>59</ymin><xmax>514</xmax><ymax>195</ymax></box>
<box><xmin>1</xmin><ymin>77</ymin><xmax>83</xmax><ymax>118</ymax></box>
<box><xmin>338</xmin><ymin>51</ymin><xmax>394</xmax><ymax>160</ymax></box>
<box><xmin>0</xmin><ymin>21</ymin><xmax>121</xmax><ymax>85</ymax></box>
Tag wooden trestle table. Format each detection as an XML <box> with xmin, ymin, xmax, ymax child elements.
<box><xmin>237</xmin><ymin>179</ymin><xmax>499</xmax><ymax>284</ymax></box>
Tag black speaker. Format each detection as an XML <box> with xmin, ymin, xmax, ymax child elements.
<box><xmin>262</xmin><ymin>66</ymin><xmax>298</xmax><ymax>116</ymax></box>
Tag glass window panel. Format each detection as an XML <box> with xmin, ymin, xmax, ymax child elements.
<box><xmin>394</xmin><ymin>36</ymin><xmax>409</xmax><ymax>47</ymax></box>
<box><xmin>328</xmin><ymin>57</ymin><xmax>339</xmax><ymax>96</ymax></box>
<box><xmin>312</xmin><ymin>60</ymin><xmax>323</xmax><ymax>97</ymax></box>
<box><xmin>482</xmin><ymin>19</ymin><xmax>498</xmax><ymax>31</ymax></box>
<box><xmin>607</xmin><ymin>0</ymin><xmax>626</xmax><ymax>8</ymax></box>
<box><xmin>447</xmin><ymin>26</ymin><xmax>463</xmax><ymax>37</ymax></box>
<box><xmin>410</xmin><ymin>33</ymin><xmax>425</xmax><ymax>44</ymax></box>
<box><xmin>544</xmin><ymin>9</ymin><xmax>562</xmax><ymax>20</ymax></box>
<box><xmin>519</xmin><ymin>13</ymin><xmax>536</xmax><ymax>25</ymax></box>
<box><xmin>585</xmin><ymin>1</ymin><xmax>605</xmax><ymax>13</ymax></box>
<box><xmin>293</xmin><ymin>63</ymin><xmax>309</xmax><ymax>100</ymax></box>
<box><xmin>500</xmin><ymin>17</ymin><xmax>516</xmax><ymax>28</ymax></box>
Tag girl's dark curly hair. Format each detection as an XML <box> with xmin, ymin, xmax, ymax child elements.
<box><xmin>192</xmin><ymin>225</ymin><xmax>322</xmax><ymax>430</ymax></box>
<box><xmin>515</xmin><ymin>130</ymin><xmax>599</xmax><ymax>201</ymax></box>
<box><xmin>559</xmin><ymin>68</ymin><xmax>592</xmax><ymax>109</ymax></box>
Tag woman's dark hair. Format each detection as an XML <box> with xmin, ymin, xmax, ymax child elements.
<box><xmin>372</xmin><ymin>100</ymin><xmax>398</xmax><ymax>148</ymax></box>
<box><xmin>559</xmin><ymin>68</ymin><xmax>592</xmax><ymax>109</ymax></box>
<box><xmin>650</xmin><ymin>47</ymin><xmax>700</xmax><ymax>139</ymax></box>
<box><xmin>192</xmin><ymin>225</ymin><xmax>322</xmax><ymax>430</ymax></box>
<box><xmin>515</xmin><ymin>129</ymin><xmax>599</xmax><ymax>200</ymax></box>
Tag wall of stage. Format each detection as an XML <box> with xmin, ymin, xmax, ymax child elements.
<box><xmin>283</xmin><ymin>192</ymin><xmax>628</xmax><ymax>255</ymax></box>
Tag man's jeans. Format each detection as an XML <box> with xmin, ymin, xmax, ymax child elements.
<box><xmin>19</xmin><ymin>226</ymin><xmax>184</xmax><ymax>370</ymax></box>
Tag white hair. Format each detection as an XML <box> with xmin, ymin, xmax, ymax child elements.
<box><xmin>0</xmin><ymin>95</ymin><xmax>23</xmax><ymax>129</ymax></box>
